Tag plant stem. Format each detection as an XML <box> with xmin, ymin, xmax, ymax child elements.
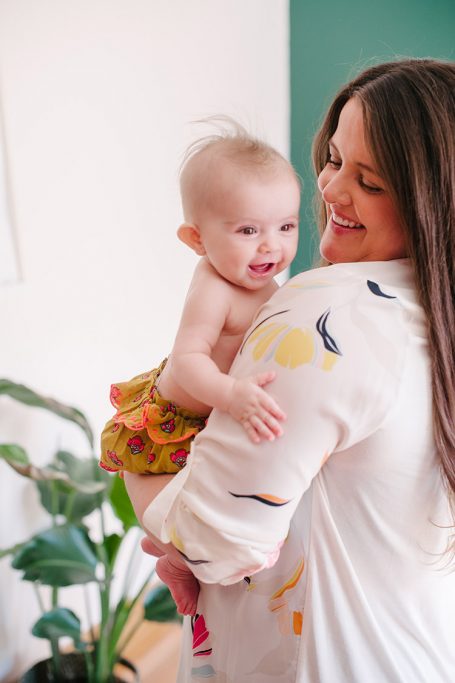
<box><xmin>116</xmin><ymin>616</ymin><xmax>143</xmax><ymax>657</ymax></box>
<box><xmin>32</xmin><ymin>583</ymin><xmax>61</xmax><ymax>680</ymax></box>
<box><xmin>83</xmin><ymin>649</ymin><xmax>95</xmax><ymax>683</ymax></box>
<box><xmin>32</xmin><ymin>583</ymin><xmax>46</xmax><ymax>613</ymax></box>
<box><xmin>119</xmin><ymin>528</ymin><xmax>141</xmax><ymax>601</ymax></box>
<box><xmin>94</xmin><ymin>502</ymin><xmax>113</xmax><ymax>683</ymax></box>
<box><xmin>63</xmin><ymin>489</ymin><xmax>76</xmax><ymax>520</ymax></box>
<box><xmin>51</xmin><ymin>586</ymin><xmax>59</xmax><ymax>610</ymax></box>
<box><xmin>49</xmin><ymin>477</ymin><xmax>62</xmax><ymax>678</ymax></box>
<box><xmin>107</xmin><ymin>566</ymin><xmax>156</xmax><ymax>671</ymax></box>
<box><xmin>50</xmin><ymin>480</ymin><xmax>59</xmax><ymax>525</ymax></box>
<box><xmin>124</xmin><ymin>568</ymin><xmax>156</xmax><ymax>621</ymax></box>
<box><xmin>31</xmin><ymin>585</ymin><xmax>60</xmax><ymax>679</ymax></box>
<box><xmin>84</xmin><ymin>584</ymin><xmax>97</xmax><ymax>648</ymax></box>
<box><xmin>50</xmin><ymin>637</ymin><xmax>61</xmax><ymax>681</ymax></box>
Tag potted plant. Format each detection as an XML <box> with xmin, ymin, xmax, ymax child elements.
<box><xmin>0</xmin><ymin>379</ymin><xmax>180</xmax><ymax>682</ymax></box>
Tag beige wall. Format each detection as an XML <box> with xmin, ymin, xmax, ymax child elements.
<box><xmin>0</xmin><ymin>0</ymin><xmax>289</xmax><ymax>678</ymax></box>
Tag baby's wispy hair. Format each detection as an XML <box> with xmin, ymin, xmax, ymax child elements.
<box><xmin>179</xmin><ymin>115</ymin><xmax>295</xmax><ymax>177</ymax></box>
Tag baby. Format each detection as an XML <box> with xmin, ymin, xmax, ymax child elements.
<box><xmin>100</xmin><ymin>121</ymin><xmax>300</xmax><ymax>614</ymax></box>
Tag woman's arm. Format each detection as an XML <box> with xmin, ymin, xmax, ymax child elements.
<box><xmin>133</xmin><ymin>267</ymin><xmax>408</xmax><ymax>584</ymax></box>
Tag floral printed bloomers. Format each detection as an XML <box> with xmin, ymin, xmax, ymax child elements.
<box><xmin>99</xmin><ymin>359</ymin><xmax>207</xmax><ymax>474</ymax></box>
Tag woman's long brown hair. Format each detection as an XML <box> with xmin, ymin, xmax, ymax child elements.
<box><xmin>313</xmin><ymin>59</ymin><xmax>455</xmax><ymax>555</ymax></box>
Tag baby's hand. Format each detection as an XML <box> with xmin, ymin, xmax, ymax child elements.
<box><xmin>227</xmin><ymin>372</ymin><xmax>286</xmax><ymax>443</ymax></box>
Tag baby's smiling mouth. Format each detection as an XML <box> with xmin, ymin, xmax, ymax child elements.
<box><xmin>249</xmin><ymin>263</ymin><xmax>275</xmax><ymax>274</ymax></box>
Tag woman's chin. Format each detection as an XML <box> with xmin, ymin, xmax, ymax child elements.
<box><xmin>319</xmin><ymin>241</ymin><xmax>347</xmax><ymax>265</ymax></box>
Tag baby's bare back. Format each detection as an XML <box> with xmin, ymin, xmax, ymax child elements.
<box><xmin>157</xmin><ymin>259</ymin><xmax>278</xmax><ymax>414</ymax></box>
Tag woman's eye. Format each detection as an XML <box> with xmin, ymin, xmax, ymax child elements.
<box><xmin>359</xmin><ymin>177</ymin><xmax>383</xmax><ymax>193</ymax></box>
<box><xmin>327</xmin><ymin>157</ymin><xmax>341</xmax><ymax>168</ymax></box>
<box><xmin>240</xmin><ymin>226</ymin><xmax>256</xmax><ymax>235</ymax></box>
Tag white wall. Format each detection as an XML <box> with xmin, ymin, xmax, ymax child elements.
<box><xmin>0</xmin><ymin>0</ymin><xmax>290</xmax><ymax>678</ymax></box>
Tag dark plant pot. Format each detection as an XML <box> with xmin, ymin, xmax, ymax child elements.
<box><xmin>19</xmin><ymin>653</ymin><xmax>140</xmax><ymax>683</ymax></box>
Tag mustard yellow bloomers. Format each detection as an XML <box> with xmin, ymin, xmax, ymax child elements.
<box><xmin>100</xmin><ymin>359</ymin><xmax>207</xmax><ymax>474</ymax></box>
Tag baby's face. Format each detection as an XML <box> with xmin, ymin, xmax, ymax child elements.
<box><xmin>196</xmin><ymin>164</ymin><xmax>300</xmax><ymax>290</ymax></box>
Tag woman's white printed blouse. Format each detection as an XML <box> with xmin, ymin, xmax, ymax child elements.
<box><xmin>143</xmin><ymin>259</ymin><xmax>455</xmax><ymax>683</ymax></box>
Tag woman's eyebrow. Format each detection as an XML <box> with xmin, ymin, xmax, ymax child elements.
<box><xmin>328</xmin><ymin>139</ymin><xmax>378</xmax><ymax>175</ymax></box>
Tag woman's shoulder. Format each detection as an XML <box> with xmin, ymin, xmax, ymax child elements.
<box><xmin>237</xmin><ymin>261</ymin><xmax>419</xmax><ymax>453</ymax></box>
<box><xmin>284</xmin><ymin>258</ymin><xmax>415</xmax><ymax>296</ymax></box>
<box><xmin>251</xmin><ymin>259</ymin><xmax>424</xmax><ymax>365</ymax></box>
<box><xmin>272</xmin><ymin>259</ymin><xmax>420</xmax><ymax>323</ymax></box>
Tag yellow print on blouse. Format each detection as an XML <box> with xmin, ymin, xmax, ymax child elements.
<box><xmin>243</xmin><ymin>308</ymin><xmax>342</xmax><ymax>372</ymax></box>
<box><xmin>284</xmin><ymin>279</ymin><xmax>332</xmax><ymax>291</ymax></box>
<box><xmin>268</xmin><ymin>557</ymin><xmax>306</xmax><ymax>637</ymax></box>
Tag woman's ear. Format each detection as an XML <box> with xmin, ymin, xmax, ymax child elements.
<box><xmin>177</xmin><ymin>223</ymin><xmax>206</xmax><ymax>255</ymax></box>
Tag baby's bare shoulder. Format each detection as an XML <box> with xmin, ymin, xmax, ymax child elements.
<box><xmin>188</xmin><ymin>259</ymin><xmax>279</xmax><ymax>330</ymax></box>
<box><xmin>225</xmin><ymin>280</ymin><xmax>278</xmax><ymax>335</ymax></box>
<box><xmin>183</xmin><ymin>259</ymin><xmax>234</xmax><ymax>322</ymax></box>
<box><xmin>189</xmin><ymin>259</ymin><xmax>235</xmax><ymax>296</ymax></box>
<box><xmin>192</xmin><ymin>258</ymin><xmax>226</xmax><ymax>284</ymax></box>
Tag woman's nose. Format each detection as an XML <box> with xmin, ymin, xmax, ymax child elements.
<box><xmin>319</xmin><ymin>171</ymin><xmax>351</xmax><ymax>205</ymax></box>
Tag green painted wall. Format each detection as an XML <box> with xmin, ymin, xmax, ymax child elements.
<box><xmin>290</xmin><ymin>0</ymin><xmax>455</xmax><ymax>275</ymax></box>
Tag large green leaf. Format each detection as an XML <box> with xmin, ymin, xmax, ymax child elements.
<box><xmin>32</xmin><ymin>608</ymin><xmax>85</xmax><ymax>650</ymax></box>
<box><xmin>37</xmin><ymin>452</ymin><xmax>110</xmax><ymax>522</ymax></box>
<box><xmin>0</xmin><ymin>379</ymin><xmax>94</xmax><ymax>447</ymax></box>
<box><xmin>0</xmin><ymin>540</ymin><xmax>28</xmax><ymax>560</ymax></box>
<box><xmin>103</xmin><ymin>533</ymin><xmax>123</xmax><ymax>571</ymax></box>
<box><xmin>12</xmin><ymin>524</ymin><xmax>98</xmax><ymax>586</ymax></box>
<box><xmin>0</xmin><ymin>444</ymin><xmax>29</xmax><ymax>465</ymax></box>
<box><xmin>143</xmin><ymin>584</ymin><xmax>180</xmax><ymax>623</ymax></box>
<box><xmin>109</xmin><ymin>475</ymin><xmax>139</xmax><ymax>531</ymax></box>
<box><xmin>2</xmin><ymin>456</ymin><xmax>101</xmax><ymax>496</ymax></box>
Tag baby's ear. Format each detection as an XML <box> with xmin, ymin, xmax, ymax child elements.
<box><xmin>177</xmin><ymin>223</ymin><xmax>206</xmax><ymax>255</ymax></box>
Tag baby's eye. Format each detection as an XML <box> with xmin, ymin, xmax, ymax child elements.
<box><xmin>240</xmin><ymin>226</ymin><xmax>256</xmax><ymax>235</ymax></box>
<box><xmin>280</xmin><ymin>223</ymin><xmax>296</xmax><ymax>232</ymax></box>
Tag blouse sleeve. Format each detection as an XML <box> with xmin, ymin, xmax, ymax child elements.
<box><xmin>142</xmin><ymin>268</ymin><xmax>409</xmax><ymax>584</ymax></box>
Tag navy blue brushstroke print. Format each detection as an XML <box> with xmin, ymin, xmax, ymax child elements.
<box><xmin>316</xmin><ymin>309</ymin><xmax>342</xmax><ymax>355</ymax></box>
<box><xmin>367</xmin><ymin>280</ymin><xmax>396</xmax><ymax>299</ymax></box>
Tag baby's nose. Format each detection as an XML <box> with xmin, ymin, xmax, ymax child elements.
<box><xmin>258</xmin><ymin>236</ymin><xmax>278</xmax><ymax>254</ymax></box>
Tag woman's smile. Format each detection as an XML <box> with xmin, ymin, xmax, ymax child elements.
<box><xmin>331</xmin><ymin>210</ymin><xmax>363</xmax><ymax>229</ymax></box>
<box><xmin>318</xmin><ymin>98</ymin><xmax>407</xmax><ymax>263</ymax></box>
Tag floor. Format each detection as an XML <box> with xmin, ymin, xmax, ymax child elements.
<box><xmin>121</xmin><ymin>621</ymin><xmax>182</xmax><ymax>683</ymax></box>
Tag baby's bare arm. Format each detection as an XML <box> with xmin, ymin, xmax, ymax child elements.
<box><xmin>171</xmin><ymin>263</ymin><xmax>286</xmax><ymax>442</ymax></box>
<box><xmin>171</xmin><ymin>265</ymin><xmax>237</xmax><ymax>411</ymax></box>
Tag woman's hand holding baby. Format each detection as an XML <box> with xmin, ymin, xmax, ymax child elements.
<box><xmin>228</xmin><ymin>373</ymin><xmax>286</xmax><ymax>443</ymax></box>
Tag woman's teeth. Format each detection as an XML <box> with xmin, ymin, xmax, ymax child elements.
<box><xmin>332</xmin><ymin>212</ymin><xmax>363</xmax><ymax>228</ymax></box>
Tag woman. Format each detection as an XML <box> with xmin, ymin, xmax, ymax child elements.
<box><xmin>126</xmin><ymin>59</ymin><xmax>455</xmax><ymax>682</ymax></box>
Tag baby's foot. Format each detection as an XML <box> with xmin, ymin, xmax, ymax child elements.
<box><xmin>156</xmin><ymin>555</ymin><xmax>200</xmax><ymax>616</ymax></box>
<box><xmin>141</xmin><ymin>536</ymin><xmax>165</xmax><ymax>558</ymax></box>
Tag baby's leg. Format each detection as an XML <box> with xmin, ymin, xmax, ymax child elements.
<box><xmin>124</xmin><ymin>477</ymin><xmax>200</xmax><ymax>616</ymax></box>
<box><xmin>155</xmin><ymin>554</ymin><xmax>200</xmax><ymax>617</ymax></box>
<box><xmin>125</xmin><ymin>472</ymin><xmax>174</xmax><ymax>524</ymax></box>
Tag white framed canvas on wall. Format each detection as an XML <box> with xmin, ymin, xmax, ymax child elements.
<box><xmin>0</xmin><ymin>100</ymin><xmax>19</xmax><ymax>285</ymax></box>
